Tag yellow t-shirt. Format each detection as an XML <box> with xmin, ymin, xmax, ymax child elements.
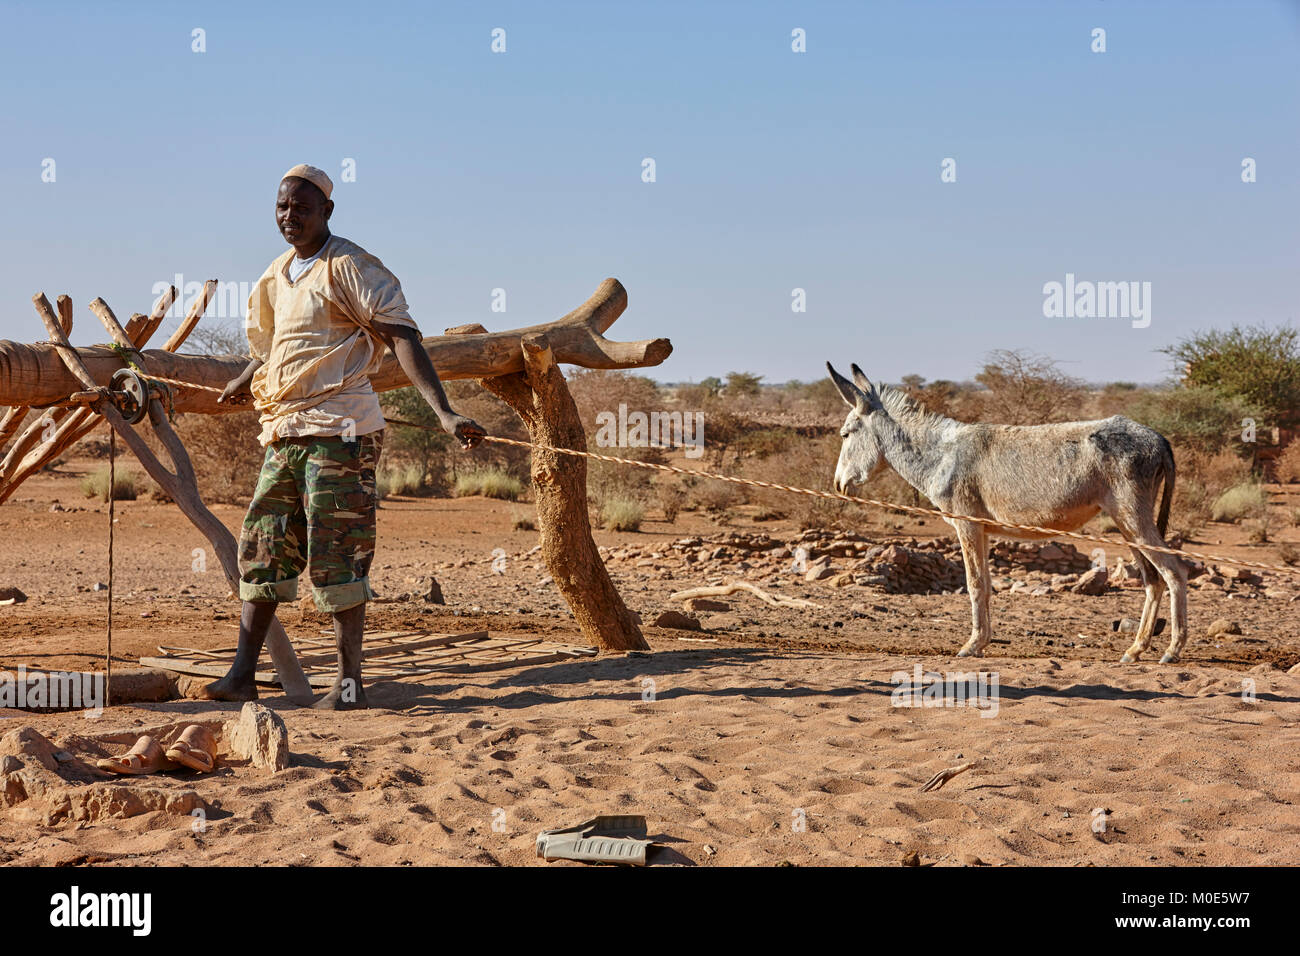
<box><xmin>245</xmin><ymin>235</ymin><xmax>418</xmax><ymax>446</ymax></box>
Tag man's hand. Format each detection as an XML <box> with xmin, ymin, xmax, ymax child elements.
<box><xmin>218</xmin><ymin>376</ymin><xmax>253</xmax><ymax>406</ymax></box>
<box><xmin>443</xmin><ymin>413</ymin><xmax>486</xmax><ymax>450</ymax></box>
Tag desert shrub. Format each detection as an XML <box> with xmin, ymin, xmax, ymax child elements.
<box><xmin>601</xmin><ymin>496</ymin><xmax>644</xmax><ymax>532</ymax></box>
<box><xmin>898</xmin><ymin>376</ymin><xmax>969</xmax><ymax>420</ymax></box>
<box><xmin>1168</xmin><ymin>448</ymin><xmax>1254</xmax><ymax>536</ymax></box>
<box><xmin>81</xmin><ymin>466</ymin><xmax>138</xmax><ymax>501</ymax></box>
<box><xmin>173</xmin><ymin>410</ymin><xmax>265</xmax><ymax>503</ymax></box>
<box><xmin>689</xmin><ymin>477</ymin><xmax>744</xmax><ymax>514</ymax></box>
<box><xmin>743</xmin><ymin>433</ymin><xmax>869</xmax><ymax>530</ymax></box>
<box><xmin>1164</xmin><ymin>323</ymin><xmax>1300</xmax><ymax>428</ymax></box>
<box><xmin>723</xmin><ymin>371</ymin><xmax>764</xmax><ymax>398</ymax></box>
<box><xmin>1125</xmin><ymin>386</ymin><xmax>1259</xmax><ymax>453</ymax></box>
<box><xmin>1210</xmin><ymin>483</ymin><xmax>1267</xmax><ymax>523</ymax></box>
<box><xmin>654</xmin><ymin>480</ymin><xmax>686</xmax><ymax>522</ymax></box>
<box><xmin>377</xmin><ymin>462</ymin><xmax>428</xmax><ymax>499</ymax></box>
<box><xmin>454</xmin><ymin>467</ymin><xmax>524</xmax><ymax>500</ymax></box>
<box><xmin>1094</xmin><ymin>382</ymin><xmax>1142</xmax><ymax>418</ymax></box>
<box><xmin>735</xmin><ymin>428</ymin><xmax>794</xmax><ymax>459</ymax></box>
<box><xmin>973</xmin><ymin>350</ymin><xmax>1085</xmax><ymax>425</ymax></box>
<box><xmin>1275</xmin><ymin>441</ymin><xmax>1300</xmax><ymax>483</ymax></box>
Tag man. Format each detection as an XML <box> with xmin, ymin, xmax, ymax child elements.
<box><xmin>200</xmin><ymin>163</ymin><xmax>485</xmax><ymax>710</ymax></box>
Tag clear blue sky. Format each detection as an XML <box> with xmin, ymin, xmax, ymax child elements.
<box><xmin>1</xmin><ymin>0</ymin><xmax>1296</xmax><ymax>386</ymax></box>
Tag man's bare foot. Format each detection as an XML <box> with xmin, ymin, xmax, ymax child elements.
<box><xmin>196</xmin><ymin>674</ymin><xmax>258</xmax><ymax>702</ymax></box>
<box><xmin>96</xmin><ymin>736</ymin><xmax>178</xmax><ymax>775</ymax></box>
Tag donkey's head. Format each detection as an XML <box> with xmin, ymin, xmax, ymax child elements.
<box><xmin>827</xmin><ymin>362</ymin><xmax>888</xmax><ymax>493</ymax></box>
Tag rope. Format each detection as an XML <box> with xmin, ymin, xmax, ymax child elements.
<box><xmin>89</xmin><ymin>372</ymin><xmax>1300</xmax><ymax>578</ymax></box>
<box><xmin>106</xmin><ymin>428</ymin><xmax>114</xmax><ymax>705</ymax></box>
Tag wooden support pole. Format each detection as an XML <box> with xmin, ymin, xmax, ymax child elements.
<box><xmin>30</xmin><ymin>291</ymin><xmax>314</xmax><ymax>705</ymax></box>
<box><xmin>476</xmin><ymin>330</ymin><xmax>649</xmax><ymax>652</ymax></box>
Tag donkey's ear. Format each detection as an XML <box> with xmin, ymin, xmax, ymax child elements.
<box><xmin>826</xmin><ymin>362</ymin><xmax>866</xmax><ymax>410</ymax></box>
<box><xmin>850</xmin><ymin>363</ymin><xmax>882</xmax><ymax>409</ymax></box>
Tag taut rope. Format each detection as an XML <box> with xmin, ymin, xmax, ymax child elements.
<box><xmin>81</xmin><ymin>372</ymin><xmax>1300</xmax><ymax>578</ymax></box>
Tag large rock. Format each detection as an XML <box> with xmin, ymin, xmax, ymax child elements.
<box><xmin>0</xmin><ymin>727</ymin><xmax>61</xmax><ymax>771</ymax></box>
<box><xmin>653</xmin><ymin>610</ymin><xmax>701</xmax><ymax>631</ymax></box>
<box><xmin>1205</xmin><ymin>618</ymin><xmax>1242</xmax><ymax>638</ymax></box>
<box><xmin>685</xmin><ymin>598</ymin><xmax>731</xmax><ymax>612</ymax></box>
<box><xmin>224</xmin><ymin>702</ymin><xmax>291</xmax><ymax>772</ymax></box>
<box><xmin>1071</xmin><ymin>567</ymin><xmax>1109</xmax><ymax>596</ymax></box>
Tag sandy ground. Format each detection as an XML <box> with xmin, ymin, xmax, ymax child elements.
<box><xmin>1</xmin><ymin>460</ymin><xmax>1299</xmax><ymax>866</ymax></box>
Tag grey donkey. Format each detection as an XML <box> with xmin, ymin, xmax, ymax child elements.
<box><xmin>827</xmin><ymin>362</ymin><xmax>1188</xmax><ymax>663</ymax></box>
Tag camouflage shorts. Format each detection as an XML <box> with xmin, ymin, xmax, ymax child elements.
<box><xmin>237</xmin><ymin>432</ymin><xmax>382</xmax><ymax>612</ymax></box>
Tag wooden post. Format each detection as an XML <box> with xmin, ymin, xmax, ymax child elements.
<box><xmin>477</xmin><ymin>332</ymin><xmax>649</xmax><ymax>652</ymax></box>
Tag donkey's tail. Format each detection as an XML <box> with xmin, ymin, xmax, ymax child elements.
<box><xmin>1156</xmin><ymin>433</ymin><xmax>1175</xmax><ymax>538</ymax></box>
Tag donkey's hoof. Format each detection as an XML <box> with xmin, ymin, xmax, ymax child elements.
<box><xmin>1159</xmin><ymin>653</ymin><xmax>1179</xmax><ymax>664</ymax></box>
<box><xmin>1119</xmin><ymin>652</ymin><xmax>1137</xmax><ymax>664</ymax></box>
<box><xmin>957</xmin><ymin>646</ymin><xmax>983</xmax><ymax>659</ymax></box>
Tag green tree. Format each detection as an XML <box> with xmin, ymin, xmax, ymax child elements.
<box><xmin>724</xmin><ymin>371</ymin><xmax>763</xmax><ymax>397</ymax></box>
<box><xmin>1163</xmin><ymin>324</ymin><xmax>1300</xmax><ymax>428</ymax></box>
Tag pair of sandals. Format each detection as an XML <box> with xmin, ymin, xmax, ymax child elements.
<box><xmin>96</xmin><ymin>725</ymin><xmax>217</xmax><ymax>775</ymax></box>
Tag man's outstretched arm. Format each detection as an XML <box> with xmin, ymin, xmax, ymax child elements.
<box><xmin>373</xmin><ymin>321</ymin><xmax>485</xmax><ymax>449</ymax></box>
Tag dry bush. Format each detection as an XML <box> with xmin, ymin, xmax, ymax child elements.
<box><xmin>742</xmin><ymin>434</ymin><xmax>870</xmax><ymax>530</ymax></box>
<box><xmin>973</xmin><ymin>350</ymin><xmax>1085</xmax><ymax>425</ymax></box>
<box><xmin>1275</xmin><ymin>441</ymin><xmax>1300</xmax><ymax>483</ymax></box>
<box><xmin>1211</xmin><ymin>483</ymin><xmax>1268</xmax><ymax>523</ymax></box>
<box><xmin>1168</xmin><ymin>447</ymin><xmax>1254</xmax><ymax>537</ymax></box>
<box><xmin>600</xmin><ymin>496</ymin><xmax>645</xmax><ymax>532</ymax></box>
<box><xmin>173</xmin><ymin>410</ymin><xmax>264</xmax><ymax>503</ymax></box>
<box><xmin>654</xmin><ymin>479</ymin><xmax>686</xmax><ymax>522</ymax></box>
<box><xmin>1093</xmin><ymin>382</ymin><xmax>1142</xmax><ymax>419</ymax></box>
<box><xmin>81</xmin><ymin>466</ymin><xmax>139</xmax><ymax>501</ymax></box>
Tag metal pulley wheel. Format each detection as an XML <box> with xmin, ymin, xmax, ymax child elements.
<box><xmin>109</xmin><ymin>368</ymin><xmax>150</xmax><ymax>424</ymax></box>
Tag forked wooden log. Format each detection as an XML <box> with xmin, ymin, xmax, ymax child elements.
<box><xmin>0</xmin><ymin>310</ymin><xmax>150</xmax><ymax>485</ymax></box>
<box><xmin>0</xmin><ymin>296</ymin><xmax>75</xmax><ymax>451</ymax></box>
<box><xmin>475</xmin><ymin>329</ymin><xmax>650</xmax><ymax>652</ymax></box>
<box><xmin>30</xmin><ymin>292</ymin><xmax>313</xmax><ymax>704</ymax></box>
<box><xmin>0</xmin><ymin>279</ymin><xmax>669</xmax><ymax>414</ymax></box>
<box><xmin>0</xmin><ymin>285</ymin><xmax>191</xmax><ymax>502</ymax></box>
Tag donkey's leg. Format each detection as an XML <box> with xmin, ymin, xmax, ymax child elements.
<box><xmin>954</xmin><ymin>522</ymin><xmax>992</xmax><ymax>658</ymax></box>
<box><xmin>1149</xmin><ymin>547</ymin><xmax>1189</xmax><ymax>663</ymax></box>
<box><xmin>1119</xmin><ymin>511</ymin><xmax>1188</xmax><ymax>662</ymax></box>
<box><xmin>1119</xmin><ymin>548</ymin><xmax>1165</xmax><ymax>663</ymax></box>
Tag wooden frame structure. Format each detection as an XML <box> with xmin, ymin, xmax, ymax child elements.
<box><xmin>0</xmin><ymin>278</ymin><xmax>668</xmax><ymax>701</ymax></box>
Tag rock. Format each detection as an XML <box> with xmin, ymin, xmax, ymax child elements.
<box><xmin>1071</xmin><ymin>567</ymin><xmax>1109</xmax><ymax>596</ymax></box>
<box><xmin>223</xmin><ymin>702</ymin><xmax>290</xmax><ymax>772</ymax></box>
<box><xmin>685</xmin><ymin>598</ymin><xmax>731</xmax><ymax>612</ymax></box>
<box><xmin>1038</xmin><ymin>544</ymin><xmax>1066</xmax><ymax>561</ymax></box>
<box><xmin>653</xmin><ymin>610</ymin><xmax>701</xmax><ymax>631</ymax></box>
<box><xmin>422</xmin><ymin>577</ymin><xmax>445</xmax><ymax>604</ymax></box>
<box><xmin>1112</xmin><ymin>618</ymin><xmax>1141</xmax><ymax>633</ymax></box>
<box><xmin>0</xmin><ymin>587</ymin><xmax>27</xmax><ymax>603</ymax></box>
<box><xmin>900</xmin><ymin>850</ymin><xmax>921</xmax><ymax>867</ymax></box>
<box><xmin>1205</xmin><ymin>618</ymin><xmax>1242</xmax><ymax>638</ymax></box>
<box><xmin>830</xmin><ymin>573</ymin><xmax>855</xmax><ymax>588</ymax></box>
<box><xmin>961</xmin><ymin>853</ymin><xmax>988</xmax><ymax>866</ymax></box>
<box><xmin>805</xmin><ymin>566</ymin><xmax>837</xmax><ymax>582</ymax></box>
<box><xmin>0</xmin><ymin>727</ymin><xmax>61</xmax><ymax>772</ymax></box>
